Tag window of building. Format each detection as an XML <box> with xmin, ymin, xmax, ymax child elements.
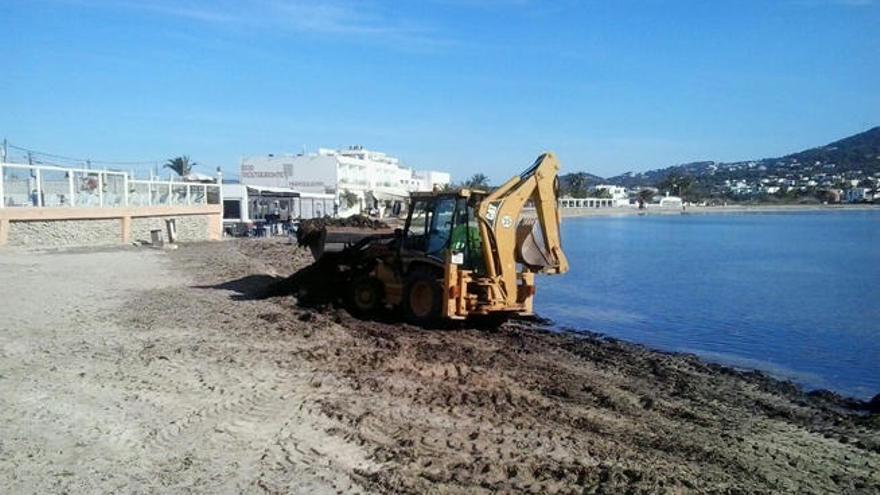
<box><xmin>223</xmin><ymin>199</ymin><xmax>242</xmax><ymax>220</ymax></box>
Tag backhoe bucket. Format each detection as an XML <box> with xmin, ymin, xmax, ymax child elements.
<box><xmin>515</xmin><ymin>218</ymin><xmax>554</xmax><ymax>269</ymax></box>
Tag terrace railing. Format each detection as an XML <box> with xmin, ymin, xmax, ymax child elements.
<box><xmin>0</xmin><ymin>162</ymin><xmax>221</xmax><ymax>209</ymax></box>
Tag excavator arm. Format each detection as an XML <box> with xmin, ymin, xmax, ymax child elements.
<box><xmin>476</xmin><ymin>153</ymin><xmax>569</xmax><ymax>306</ymax></box>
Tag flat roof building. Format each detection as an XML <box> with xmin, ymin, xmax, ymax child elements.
<box><xmin>240</xmin><ymin>146</ymin><xmax>450</xmax><ymax>216</ymax></box>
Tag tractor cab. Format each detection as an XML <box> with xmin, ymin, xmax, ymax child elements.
<box><xmin>400</xmin><ymin>190</ymin><xmax>485</xmax><ymax>271</ymax></box>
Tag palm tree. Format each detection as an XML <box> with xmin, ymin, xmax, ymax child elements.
<box><xmin>659</xmin><ymin>173</ymin><xmax>695</xmax><ymax>200</ymax></box>
<box><xmin>594</xmin><ymin>187</ymin><xmax>613</xmax><ymax>199</ymax></box>
<box><xmin>340</xmin><ymin>189</ymin><xmax>359</xmax><ymax>209</ymax></box>
<box><xmin>164</xmin><ymin>156</ymin><xmax>196</xmax><ymax>177</ymax></box>
<box><xmin>463</xmin><ymin>173</ymin><xmax>490</xmax><ymax>189</ymax></box>
<box><xmin>565</xmin><ymin>172</ymin><xmax>590</xmax><ymax>197</ymax></box>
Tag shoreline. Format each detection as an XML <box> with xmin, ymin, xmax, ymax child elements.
<box><xmin>561</xmin><ymin>203</ymin><xmax>880</xmax><ymax>218</ymax></box>
<box><xmin>553</xmin><ymin>324</ymin><xmax>875</xmax><ymax>403</ymax></box>
<box><xmin>536</xmin><ymin>323</ymin><xmax>877</xmax><ymax>411</ymax></box>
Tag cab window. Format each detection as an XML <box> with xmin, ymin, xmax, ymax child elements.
<box><xmin>425</xmin><ymin>197</ymin><xmax>456</xmax><ymax>257</ymax></box>
<box><xmin>404</xmin><ymin>200</ymin><xmax>430</xmax><ymax>250</ymax></box>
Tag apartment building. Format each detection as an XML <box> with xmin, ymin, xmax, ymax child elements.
<box><xmin>240</xmin><ymin>146</ymin><xmax>450</xmax><ymax>214</ymax></box>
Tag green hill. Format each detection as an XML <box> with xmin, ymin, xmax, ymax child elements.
<box><xmin>560</xmin><ymin>126</ymin><xmax>880</xmax><ymax>198</ymax></box>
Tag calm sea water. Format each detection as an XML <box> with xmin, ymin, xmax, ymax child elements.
<box><xmin>535</xmin><ymin>211</ymin><xmax>880</xmax><ymax>399</ymax></box>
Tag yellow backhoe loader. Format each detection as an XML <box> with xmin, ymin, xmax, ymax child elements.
<box><xmin>301</xmin><ymin>153</ymin><xmax>569</xmax><ymax>324</ymax></box>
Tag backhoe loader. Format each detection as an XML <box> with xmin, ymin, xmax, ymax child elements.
<box><xmin>301</xmin><ymin>152</ymin><xmax>569</xmax><ymax>324</ymax></box>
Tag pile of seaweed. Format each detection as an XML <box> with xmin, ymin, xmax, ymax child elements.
<box><xmin>296</xmin><ymin>215</ymin><xmax>389</xmax><ymax>248</ymax></box>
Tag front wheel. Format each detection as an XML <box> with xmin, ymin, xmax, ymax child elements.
<box><xmin>402</xmin><ymin>268</ymin><xmax>443</xmax><ymax>325</ymax></box>
<box><xmin>347</xmin><ymin>276</ymin><xmax>384</xmax><ymax>316</ymax></box>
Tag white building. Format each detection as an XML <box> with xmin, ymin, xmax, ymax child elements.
<box><xmin>845</xmin><ymin>187</ymin><xmax>874</xmax><ymax>203</ymax></box>
<box><xmin>240</xmin><ymin>146</ymin><xmax>450</xmax><ymax>216</ymax></box>
<box><xmin>659</xmin><ymin>194</ymin><xmax>683</xmax><ymax>209</ymax></box>
<box><xmin>413</xmin><ymin>170</ymin><xmax>452</xmax><ymax>192</ymax></box>
<box><xmin>594</xmin><ymin>184</ymin><xmax>630</xmax><ymax>207</ymax></box>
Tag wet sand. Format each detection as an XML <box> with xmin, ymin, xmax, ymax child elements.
<box><xmin>1</xmin><ymin>239</ymin><xmax>878</xmax><ymax>493</ymax></box>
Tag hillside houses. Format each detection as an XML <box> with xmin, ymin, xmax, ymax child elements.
<box><xmin>713</xmin><ymin>163</ymin><xmax>879</xmax><ymax>202</ymax></box>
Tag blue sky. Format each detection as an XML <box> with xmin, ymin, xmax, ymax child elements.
<box><xmin>2</xmin><ymin>0</ymin><xmax>878</xmax><ymax>182</ymax></box>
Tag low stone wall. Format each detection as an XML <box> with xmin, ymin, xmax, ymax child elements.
<box><xmin>8</xmin><ymin>219</ymin><xmax>122</xmax><ymax>247</ymax></box>
<box><xmin>130</xmin><ymin>216</ymin><xmax>210</xmax><ymax>243</ymax></box>
<box><xmin>0</xmin><ymin>206</ymin><xmax>221</xmax><ymax>248</ymax></box>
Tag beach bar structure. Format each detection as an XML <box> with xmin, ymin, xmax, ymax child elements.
<box><xmin>0</xmin><ymin>162</ymin><xmax>223</xmax><ymax>247</ymax></box>
<box><xmin>558</xmin><ymin>197</ymin><xmax>619</xmax><ymax>209</ymax></box>
<box><xmin>221</xmin><ymin>184</ymin><xmax>335</xmax><ymax>229</ymax></box>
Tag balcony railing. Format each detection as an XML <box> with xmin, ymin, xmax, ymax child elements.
<box><xmin>0</xmin><ymin>163</ymin><xmax>221</xmax><ymax>209</ymax></box>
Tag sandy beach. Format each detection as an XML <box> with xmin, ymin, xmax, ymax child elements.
<box><xmin>1</xmin><ymin>239</ymin><xmax>878</xmax><ymax>494</ymax></box>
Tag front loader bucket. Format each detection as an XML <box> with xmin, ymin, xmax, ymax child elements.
<box><xmin>298</xmin><ymin>226</ymin><xmax>394</xmax><ymax>261</ymax></box>
<box><xmin>305</xmin><ymin>228</ymin><xmax>327</xmax><ymax>260</ymax></box>
<box><xmin>515</xmin><ymin>218</ymin><xmax>554</xmax><ymax>269</ymax></box>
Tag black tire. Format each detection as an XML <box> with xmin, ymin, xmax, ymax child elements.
<box><xmin>402</xmin><ymin>267</ymin><xmax>443</xmax><ymax>325</ymax></box>
<box><xmin>347</xmin><ymin>276</ymin><xmax>384</xmax><ymax>316</ymax></box>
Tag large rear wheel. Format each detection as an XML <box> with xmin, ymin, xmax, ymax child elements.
<box><xmin>402</xmin><ymin>267</ymin><xmax>443</xmax><ymax>325</ymax></box>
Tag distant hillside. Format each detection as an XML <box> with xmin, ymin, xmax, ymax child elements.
<box><xmin>780</xmin><ymin>126</ymin><xmax>880</xmax><ymax>173</ymax></box>
<box><xmin>557</xmin><ymin>171</ymin><xmax>605</xmax><ymax>197</ymax></box>
<box><xmin>560</xmin><ymin>126</ymin><xmax>880</xmax><ymax>196</ymax></box>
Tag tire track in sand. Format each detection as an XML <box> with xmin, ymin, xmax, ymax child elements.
<box><xmin>253</xmin><ymin>384</ymin><xmax>372</xmax><ymax>495</ymax></box>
